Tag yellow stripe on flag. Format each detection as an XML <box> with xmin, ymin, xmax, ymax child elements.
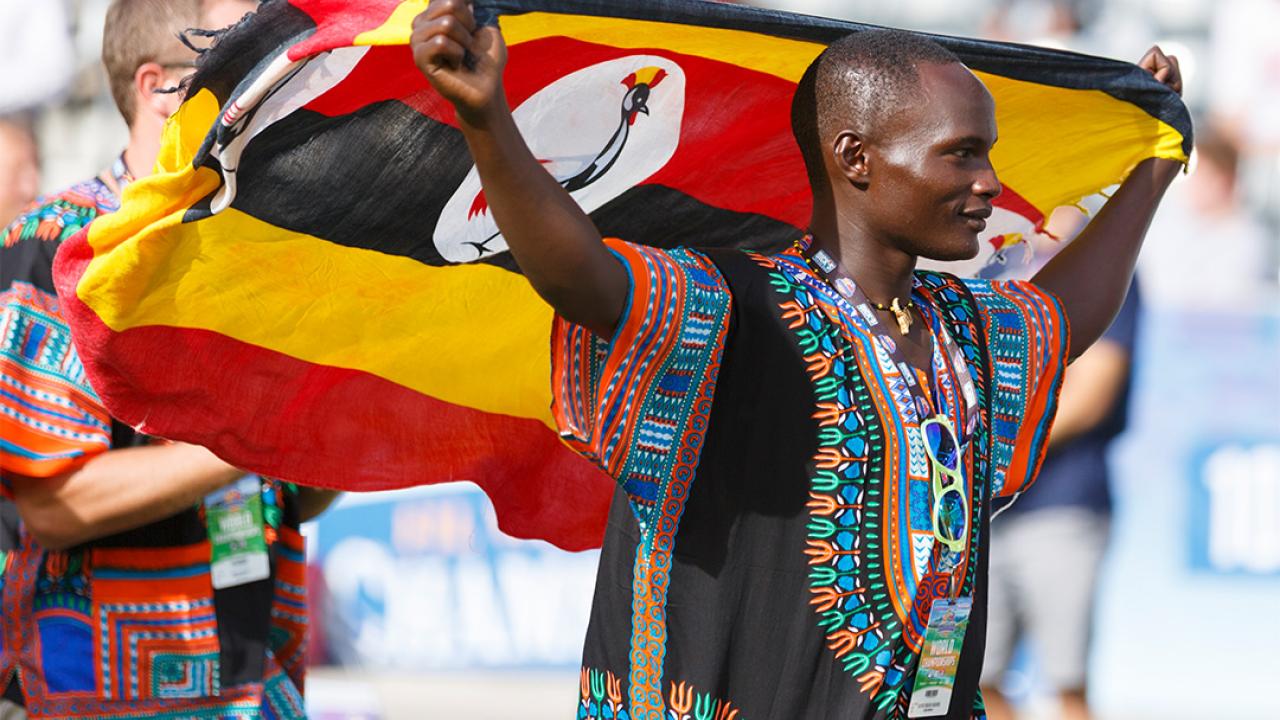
<box><xmin>79</xmin><ymin>205</ymin><xmax>557</xmax><ymax>427</ymax></box>
<box><xmin>979</xmin><ymin>72</ymin><xmax>1187</xmax><ymax>215</ymax></box>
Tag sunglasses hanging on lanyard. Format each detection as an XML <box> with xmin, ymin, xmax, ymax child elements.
<box><xmin>793</xmin><ymin>235</ymin><xmax>980</xmax><ymax>558</ymax></box>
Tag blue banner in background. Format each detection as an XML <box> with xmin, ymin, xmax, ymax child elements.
<box><xmin>1094</xmin><ymin>307</ymin><xmax>1280</xmax><ymax>718</ymax></box>
<box><xmin>1188</xmin><ymin>441</ymin><xmax>1280</xmax><ymax>576</ymax></box>
<box><xmin>311</xmin><ymin>485</ymin><xmax>598</xmax><ymax>670</ymax></box>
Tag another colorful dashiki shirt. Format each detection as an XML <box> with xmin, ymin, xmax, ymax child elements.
<box><xmin>553</xmin><ymin>240</ymin><xmax>1068</xmax><ymax>720</ymax></box>
<box><xmin>0</xmin><ymin>160</ymin><xmax>309</xmax><ymax>719</ymax></box>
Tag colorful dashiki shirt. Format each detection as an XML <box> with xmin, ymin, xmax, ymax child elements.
<box><xmin>0</xmin><ymin>160</ymin><xmax>309</xmax><ymax>719</ymax></box>
<box><xmin>553</xmin><ymin>240</ymin><xmax>1069</xmax><ymax>720</ymax></box>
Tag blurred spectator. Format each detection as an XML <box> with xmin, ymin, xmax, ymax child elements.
<box><xmin>1207</xmin><ymin>0</ymin><xmax>1280</xmax><ymax>152</ymax></box>
<box><xmin>982</xmin><ymin>0</ymin><xmax>1098</xmax><ymax>45</ymax></box>
<box><xmin>1206</xmin><ymin>0</ymin><xmax>1280</xmax><ymax>283</ymax></box>
<box><xmin>981</xmin><ymin>283</ymin><xmax>1141</xmax><ymax>720</ymax></box>
<box><xmin>1</xmin><ymin>2</ymin><xmax>329</xmax><ymax>719</ymax></box>
<box><xmin>1140</xmin><ymin>127</ymin><xmax>1272</xmax><ymax>310</ymax></box>
<box><xmin>0</xmin><ymin>116</ymin><xmax>39</xmax><ymax>229</ymax></box>
<box><xmin>0</xmin><ymin>0</ymin><xmax>76</xmax><ymax>115</ymax></box>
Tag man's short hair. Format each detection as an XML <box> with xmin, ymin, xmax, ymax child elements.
<box><xmin>791</xmin><ymin>29</ymin><xmax>961</xmax><ymax>189</ymax></box>
<box><xmin>103</xmin><ymin>0</ymin><xmax>201</xmax><ymax>127</ymax></box>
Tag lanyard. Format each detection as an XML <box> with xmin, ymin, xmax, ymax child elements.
<box><xmin>97</xmin><ymin>154</ymin><xmax>135</xmax><ymax>199</ymax></box>
<box><xmin>793</xmin><ymin>237</ymin><xmax>979</xmax><ymax>446</ymax></box>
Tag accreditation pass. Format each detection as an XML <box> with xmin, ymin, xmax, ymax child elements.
<box><xmin>205</xmin><ymin>475</ymin><xmax>271</xmax><ymax>589</ymax></box>
<box><xmin>908</xmin><ymin>597</ymin><xmax>973</xmax><ymax>718</ymax></box>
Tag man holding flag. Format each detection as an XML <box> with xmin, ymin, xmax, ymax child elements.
<box><xmin>410</xmin><ymin>0</ymin><xmax>1182</xmax><ymax>717</ymax></box>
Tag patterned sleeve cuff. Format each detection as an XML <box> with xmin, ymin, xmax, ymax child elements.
<box><xmin>551</xmin><ymin>240</ymin><xmax>731</xmax><ymax>542</ymax></box>
<box><xmin>965</xmin><ymin>278</ymin><xmax>1070</xmax><ymax>498</ymax></box>
<box><xmin>1</xmin><ymin>282</ymin><xmax>113</xmax><ymax>478</ymax></box>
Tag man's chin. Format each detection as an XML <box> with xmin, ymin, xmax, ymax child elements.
<box><xmin>920</xmin><ymin>237</ymin><xmax>981</xmax><ymax>263</ymax></box>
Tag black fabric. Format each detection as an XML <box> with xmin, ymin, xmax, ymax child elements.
<box><xmin>1</xmin><ymin>674</ymin><xmax>23</xmax><ymax>707</ymax></box>
<box><xmin>0</xmin><ymin>499</ymin><xmax>19</xmax><ymax>552</ymax></box>
<box><xmin>214</xmin><ymin>575</ymin><xmax>274</xmax><ymax>686</ymax></box>
<box><xmin>581</xmin><ymin>251</ymin><xmax>995</xmax><ymax>718</ymax></box>
<box><xmin>0</xmin><ymin>231</ymin><xmax>58</xmax><ymax>294</ymax></box>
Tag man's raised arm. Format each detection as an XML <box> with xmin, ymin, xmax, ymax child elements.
<box><xmin>1032</xmin><ymin>46</ymin><xmax>1184</xmax><ymax>359</ymax></box>
<box><xmin>411</xmin><ymin>0</ymin><xmax>628</xmax><ymax>339</ymax></box>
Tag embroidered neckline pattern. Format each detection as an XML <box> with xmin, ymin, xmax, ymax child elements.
<box><xmin>753</xmin><ymin>252</ymin><xmax>995</xmax><ymax>715</ymax></box>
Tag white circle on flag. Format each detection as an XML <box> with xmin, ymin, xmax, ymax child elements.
<box><xmin>433</xmin><ymin>54</ymin><xmax>687</xmax><ymax>263</ymax></box>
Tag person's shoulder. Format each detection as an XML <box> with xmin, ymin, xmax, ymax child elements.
<box><xmin>913</xmin><ymin>268</ymin><xmax>985</xmax><ymax>307</ymax></box>
<box><xmin>3</xmin><ymin>175</ymin><xmax>117</xmax><ymax>248</ymax></box>
<box><xmin>604</xmin><ymin>239</ymin><xmax>726</xmax><ymax>287</ymax></box>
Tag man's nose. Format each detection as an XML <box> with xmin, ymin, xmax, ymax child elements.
<box><xmin>975</xmin><ymin>163</ymin><xmax>1002</xmax><ymax>199</ymax></box>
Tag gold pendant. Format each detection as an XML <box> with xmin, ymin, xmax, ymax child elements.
<box><xmin>891</xmin><ymin>298</ymin><xmax>912</xmax><ymax>336</ymax></box>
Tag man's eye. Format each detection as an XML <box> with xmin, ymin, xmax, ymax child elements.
<box><xmin>951</xmin><ymin>148</ymin><xmax>974</xmax><ymax>159</ymax></box>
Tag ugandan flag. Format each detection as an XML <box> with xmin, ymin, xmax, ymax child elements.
<box><xmin>53</xmin><ymin>0</ymin><xmax>1190</xmax><ymax>550</ymax></box>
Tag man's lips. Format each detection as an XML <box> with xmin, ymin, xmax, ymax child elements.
<box><xmin>960</xmin><ymin>205</ymin><xmax>992</xmax><ymax>232</ymax></box>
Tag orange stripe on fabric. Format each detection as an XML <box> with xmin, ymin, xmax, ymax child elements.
<box><xmin>847</xmin><ymin>335</ymin><xmax>916</xmax><ymax>630</ymax></box>
<box><xmin>1000</xmin><ymin>283</ymin><xmax>1068</xmax><ymax>493</ymax></box>
<box><xmin>595</xmin><ymin>240</ymin><xmax>686</xmax><ymax>478</ymax></box>
<box><xmin>92</xmin><ymin>542</ymin><xmax>211</xmax><ymax>570</ymax></box>
<box><xmin>93</xmin><ymin>573</ymin><xmax>214</xmax><ymax>601</ymax></box>
<box><xmin>0</xmin><ymin>443</ymin><xmax>97</xmax><ymax>478</ymax></box>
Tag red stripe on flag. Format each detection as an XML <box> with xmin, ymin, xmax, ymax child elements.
<box><xmin>991</xmin><ymin>184</ymin><xmax>1046</xmax><ymax>231</ymax></box>
<box><xmin>304</xmin><ymin>37</ymin><xmax>810</xmax><ymax>227</ymax></box>
<box><xmin>286</xmin><ymin>0</ymin><xmax>404</xmax><ymax>60</ymax></box>
<box><xmin>53</xmin><ymin>231</ymin><xmax>612</xmax><ymax>552</ymax></box>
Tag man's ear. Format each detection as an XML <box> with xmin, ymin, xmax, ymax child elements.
<box><xmin>133</xmin><ymin>62</ymin><xmax>173</xmax><ymax>120</ymax></box>
<box><xmin>832</xmin><ymin>131</ymin><xmax>870</xmax><ymax>189</ymax></box>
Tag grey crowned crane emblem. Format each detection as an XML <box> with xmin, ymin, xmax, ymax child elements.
<box><xmin>464</xmin><ymin>66</ymin><xmax>670</xmax><ymax>257</ymax></box>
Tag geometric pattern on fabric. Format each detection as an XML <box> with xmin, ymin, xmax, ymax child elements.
<box><xmin>757</xmin><ymin>259</ymin><xmax>1063</xmax><ymax>718</ymax></box>
<box><xmin>553</xmin><ymin>240</ymin><xmax>731</xmax><ymax>719</ymax></box>
<box><xmin>0</xmin><ymin>281</ymin><xmax>111</xmax><ymax>480</ymax></box>
<box><xmin>756</xmin><ymin>251</ymin><xmax>999</xmax><ymax>714</ymax></box>
<box><xmin>553</xmin><ymin>240</ymin><xmax>731</xmax><ymax>549</ymax></box>
<box><xmin>2</xmin><ymin>174</ymin><xmax>120</xmax><ymax>249</ymax></box>
<box><xmin>261</xmin><ymin>654</ymin><xmax>307</xmax><ymax>720</ymax></box>
<box><xmin>757</xmin><ymin>253</ymin><xmax>903</xmax><ymax>709</ymax></box>
<box><xmin>960</xmin><ymin>279</ymin><xmax>1069</xmax><ymax>498</ymax></box>
<box><xmin>267</xmin><ymin>526</ymin><xmax>309</xmax><ymax>693</ymax></box>
<box><xmin>577</xmin><ymin>666</ymin><xmax>743</xmax><ymax>720</ymax></box>
<box><xmin>2</xmin><ymin>162</ymin><xmax>124</xmax><ymax>483</ymax></box>
<box><xmin>92</xmin><ymin>558</ymin><xmax>220</xmax><ymax>702</ymax></box>
<box><xmin>578</xmin><ymin>666</ymin><xmax>631</xmax><ymax>720</ymax></box>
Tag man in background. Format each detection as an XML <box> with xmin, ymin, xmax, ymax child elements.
<box><xmin>980</xmin><ymin>284</ymin><xmax>1141</xmax><ymax>720</ymax></box>
<box><xmin>0</xmin><ymin>1</ymin><xmax>329</xmax><ymax>718</ymax></box>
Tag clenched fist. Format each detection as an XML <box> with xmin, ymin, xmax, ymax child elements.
<box><xmin>411</xmin><ymin>0</ymin><xmax>508</xmax><ymax>127</ymax></box>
